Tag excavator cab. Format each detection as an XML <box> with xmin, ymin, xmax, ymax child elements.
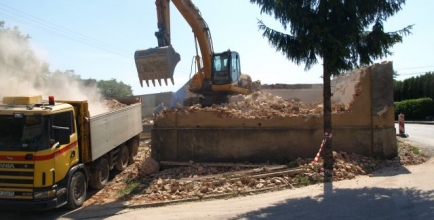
<box><xmin>134</xmin><ymin>45</ymin><xmax>180</xmax><ymax>87</ymax></box>
<box><xmin>211</xmin><ymin>51</ymin><xmax>241</xmax><ymax>85</ymax></box>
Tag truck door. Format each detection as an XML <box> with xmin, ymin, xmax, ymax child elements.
<box><xmin>50</xmin><ymin>111</ymin><xmax>79</xmax><ymax>185</ymax></box>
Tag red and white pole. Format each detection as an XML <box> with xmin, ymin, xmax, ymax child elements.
<box><xmin>398</xmin><ymin>113</ymin><xmax>407</xmax><ymax>137</ymax></box>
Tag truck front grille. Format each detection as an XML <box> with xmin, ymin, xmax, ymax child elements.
<box><xmin>0</xmin><ymin>162</ymin><xmax>34</xmax><ymax>200</ymax></box>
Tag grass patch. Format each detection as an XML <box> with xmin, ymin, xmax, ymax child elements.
<box><xmin>116</xmin><ymin>180</ymin><xmax>141</xmax><ymax>197</ymax></box>
<box><xmin>409</xmin><ymin>146</ymin><xmax>420</xmax><ymax>154</ymax></box>
<box><xmin>292</xmin><ymin>176</ymin><xmax>310</xmax><ymax>186</ymax></box>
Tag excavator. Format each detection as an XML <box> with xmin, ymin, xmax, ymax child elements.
<box><xmin>134</xmin><ymin>0</ymin><xmax>259</xmax><ymax>105</ymax></box>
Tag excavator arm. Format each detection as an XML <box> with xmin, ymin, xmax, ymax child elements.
<box><xmin>135</xmin><ymin>0</ymin><xmax>257</xmax><ymax>103</ymax></box>
<box><xmin>171</xmin><ymin>0</ymin><xmax>214</xmax><ymax>80</ymax></box>
<box><xmin>155</xmin><ymin>0</ymin><xmax>171</xmax><ymax>47</ymax></box>
<box><xmin>135</xmin><ymin>0</ymin><xmax>214</xmax><ymax>88</ymax></box>
<box><xmin>134</xmin><ymin>0</ymin><xmax>180</xmax><ymax>87</ymax></box>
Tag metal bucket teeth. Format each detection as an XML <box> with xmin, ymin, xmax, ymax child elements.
<box><xmin>134</xmin><ymin>45</ymin><xmax>181</xmax><ymax>87</ymax></box>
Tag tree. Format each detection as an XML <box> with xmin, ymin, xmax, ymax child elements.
<box><xmin>250</xmin><ymin>0</ymin><xmax>412</xmax><ymax>181</ymax></box>
<box><xmin>393</xmin><ymin>80</ymin><xmax>402</xmax><ymax>101</ymax></box>
<box><xmin>97</xmin><ymin>78</ymin><xmax>133</xmax><ymax>98</ymax></box>
<box><xmin>394</xmin><ymin>72</ymin><xmax>434</xmax><ymax>102</ymax></box>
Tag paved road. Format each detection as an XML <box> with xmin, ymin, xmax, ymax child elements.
<box><xmin>395</xmin><ymin>123</ymin><xmax>434</xmax><ymax>155</ymax></box>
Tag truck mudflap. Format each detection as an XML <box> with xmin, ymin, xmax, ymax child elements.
<box><xmin>134</xmin><ymin>45</ymin><xmax>180</xmax><ymax>87</ymax></box>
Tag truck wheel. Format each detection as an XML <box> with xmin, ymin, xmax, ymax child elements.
<box><xmin>115</xmin><ymin>145</ymin><xmax>129</xmax><ymax>171</ymax></box>
<box><xmin>128</xmin><ymin>138</ymin><xmax>139</xmax><ymax>165</ymax></box>
<box><xmin>89</xmin><ymin>157</ymin><xmax>110</xmax><ymax>190</ymax></box>
<box><xmin>65</xmin><ymin>171</ymin><xmax>87</xmax><ymax>210</ymax></box>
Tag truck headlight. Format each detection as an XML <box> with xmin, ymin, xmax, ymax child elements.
<box><xmin>34</xmin><ymin>189</ymin><xmax>56</xmax><ymax>199</ymax></box>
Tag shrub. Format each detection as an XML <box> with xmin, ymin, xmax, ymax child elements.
<box><xmin>394</xmin><ymin>98</ymin><xmax>434</xmax><ymax>120</ymax></box>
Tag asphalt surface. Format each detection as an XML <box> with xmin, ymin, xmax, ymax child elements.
<box><xmin>395</xmin><ymin>122</ymin><xmax>434</xmax><ymax>156</ymax></box>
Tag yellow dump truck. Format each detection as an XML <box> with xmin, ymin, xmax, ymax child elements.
<box><xmin>0</xmin><ymin>95</ymin><xmax>142</xmax><ymax>210</ymax></box>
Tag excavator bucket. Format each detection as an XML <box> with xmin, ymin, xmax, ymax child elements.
<box><xmin>134</xmin><ymin>45</ymin><xmax>181</xmax><ymax>87</ymax></box>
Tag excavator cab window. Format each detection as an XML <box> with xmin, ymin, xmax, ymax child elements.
<box><xmin>212</xmin><ymin>54</ymin><xmax>231</xmax><ymax>85</ymax></box>
<box><xmin>231</xmin><ymin>53</ymin><xmax>241</xmax><ymax>83</ymax></box>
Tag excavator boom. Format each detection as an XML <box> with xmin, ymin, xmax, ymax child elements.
<box><xmin>135</xmin><ymin>0</ymin><xmax>258</xmax><ymax>103</ymax></box>
<box><xmin>135</xmin><ymin>0</ymin><xmax>213</xmax><ymax>89</ymax></box>
<box><xmin>135</xmin><ymin>0</ymin><xmax>180</xmax><ymax>87</ymax></box>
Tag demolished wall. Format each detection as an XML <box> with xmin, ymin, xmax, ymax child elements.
<box><xmin>151</xmin><ymin>61</ymin><xmax>396</xmax><ymax>163</ymax></box>
<box><xmin>136</xmin><ymin>92</ymin><xmax>174</xmax><ymax>117</ymax></box>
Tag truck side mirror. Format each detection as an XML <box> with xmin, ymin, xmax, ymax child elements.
<box><xmin>52</xmin><ymin>126</ymin><xmax>70</xmax><ymax>146</ymax></box>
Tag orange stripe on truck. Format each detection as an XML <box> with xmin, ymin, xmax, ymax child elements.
<box><xmin>0</xmin><ymin>142</ymin><xmax>78</xmax><ymax>161</ymax></box>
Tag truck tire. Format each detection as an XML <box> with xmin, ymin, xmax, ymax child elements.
<box><xmin>115</xmin><ymin>145</ymin><xmax>129</xmax><ymax>171</ymax></box>
<box><xmin>65</xmin><ymin>171</ymin><xmax>87</xmax><ymax>210</ymax></box>
<box><xmin>89</xmin><ymin>157</ymin><xmax>110</xmax><ymax>190</ymax></box>
<box><xmin>128</xmin><ymin>138</ymin><xmax>139</xmax><ymax>165</ymax></box>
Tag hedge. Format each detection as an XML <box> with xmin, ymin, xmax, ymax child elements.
<box><xmin>394</xmin><ymin>97</ymin><xmax>434</xmax><ymax>120</ymax></box>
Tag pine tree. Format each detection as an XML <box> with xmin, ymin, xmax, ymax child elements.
<box><xmin>250</xmin><ymin>0</ymin><xmax>412</xmax><ymax>181</ymax></box>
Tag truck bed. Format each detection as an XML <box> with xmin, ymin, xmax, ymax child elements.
<box><xmin>89</xmin><ymin>101</ymin><xmax>142</xmax><ymax>160</ymax></box>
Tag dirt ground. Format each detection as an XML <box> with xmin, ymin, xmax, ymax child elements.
<box><xmin>81</xmin><ymin>135</ymin><xmax>428</xmax><ymax>208</ymax></box>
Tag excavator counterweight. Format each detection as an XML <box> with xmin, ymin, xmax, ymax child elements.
<box><xmin>135</xmin><ymin>45</ymin><xmax>180</xmax><ymax>87</ymax></box>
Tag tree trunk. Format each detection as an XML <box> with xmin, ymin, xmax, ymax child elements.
<box><xmin>322</xmin><ymin>61</ymin><xmax>334</xmax><ymax>182</ymax></box>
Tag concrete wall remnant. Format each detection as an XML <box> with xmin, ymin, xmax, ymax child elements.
<box><xmin>151</xmin><ymin>61</ymin><xmax>396</xmax><ymax>163</ymax></box>
<box><xmin>136</xmin><ymin>92</ymin><xmax>174</xmax><ymax>117</ymax></box>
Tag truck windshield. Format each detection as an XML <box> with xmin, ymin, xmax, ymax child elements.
<box><xmin>0</xmin><ymin>115</ymin><xmax>49</xmax><ymax>151</ymax></box>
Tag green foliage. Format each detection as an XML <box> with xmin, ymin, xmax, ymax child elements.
<box><xmin>293</xmin><ymin>175</ymin><xmax>310</xmax><ymax>186</ymax></box>
<box><xmin>394</xmin><ymin>97</ymin><xmax>434</xmax><ymax>120</ymax></box>
<box><xmin>409</xmin><ymin>146</ymin><xmax>420</xmax><ymax>155</ymax></box>
<box><xmin>250</xmin><ymin>0</ymin><xmax>410</xmax><ymax>171</ymax></box>
<box><xmin>116</xmin><ymin>180</ymin><xmax>140</xmax><ymax>197</ymax></box>
<box><xmin>250</xmin><ymin>0</ymin><xmax>412</xmax><ymax>74</ymax></box>
<box><xmin>394</xmin><ymin>72</ymin><xmax>434</xmax><ymax>101</ymax></box>
<box><xmin>97</xmin><ymin>78</ymin><xmax>133</xmax><ymax>98</ymax></box>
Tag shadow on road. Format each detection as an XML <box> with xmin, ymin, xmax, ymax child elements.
<box><xmin>3</xmin><ymin>200</ymin><xmax>129</xmax><ymax>220</ymax></box>
<box><xmin>2</xmin><ymin>172</ymin><xmax>133</xmax><ymax>220</ymax></box>
<box><xmin>228</xmin><ymin>186</ymin><xmax>434</xmax><ymax>220</ymax></box>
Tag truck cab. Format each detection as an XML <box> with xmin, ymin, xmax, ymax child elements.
<box><xmin>0</xmin><ymin>95</ymin><xmax>142</xmax><ymax>210</ymax></box>
<box><xmin>0</xmin><ymin>95</ymin><xmax>81</xmax><ymax>210</ymax></box>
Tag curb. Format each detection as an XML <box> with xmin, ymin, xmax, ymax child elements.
<box><xmin>125</xmin><ymin>184</ymin><xmax>294</xmax><ymax>210</ymax></box>
<box><xmin>79</xmin><ymin>184</ymin><xmax>295</xmax><ymax>216</ymax></box>
<box><xmin>394</xmin><ymin>121</ymin><xmax>434</xmax><ymax>125</ymax></box>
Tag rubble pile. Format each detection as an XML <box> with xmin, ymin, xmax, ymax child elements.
<box><xmin>142</xmin><ymin>117</ymin><xmax>153</xmax><ymax>125</ymax></box>
<box><xmin>104</xmin><ymin>99</ymin><xmax>128</xmax><ymax>110</ymax></box>
<box><xmin>82</xmin><ymin>138</ymin><xmax>428</xmax><ymax>207</ymax></box>
<box><xmin>156</xmin><ymin>91</ymin><xmax>350</xmax><ymax>120</ymax></box>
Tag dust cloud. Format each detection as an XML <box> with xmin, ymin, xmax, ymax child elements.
<box><xmin>0</xmin><ymin>25</ymin><xmax>108</xmax><ymax>116</ymax></box>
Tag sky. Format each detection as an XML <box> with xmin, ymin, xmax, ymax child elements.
<box><xmin>0</xmin><ymin>0</ymin><xmax>432</xmax><ymax>96</ymax></box>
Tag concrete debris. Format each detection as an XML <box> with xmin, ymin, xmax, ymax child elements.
<box><xmin>82</xmin><ymin>138</ymin><xmax>428</xmax><ymax>207</ymax></box>
<box><xmin>142</xmin><ymin>117</ymin><xmax>153</xmax><ymax>125</ymax></box>
<box><xmin>156</xmin><ymin>91</ymin><xmax>350</xmax><ymax>120</ymax></box>
<box><xmin>104</xmin><ymin>99</ymin><xmax>128</xmax><ymax>110</ymax></box>
<box><xmin>137</xmin><ymin>157</ymin><xmax>160</xmax><ymax>177</ymax></box>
